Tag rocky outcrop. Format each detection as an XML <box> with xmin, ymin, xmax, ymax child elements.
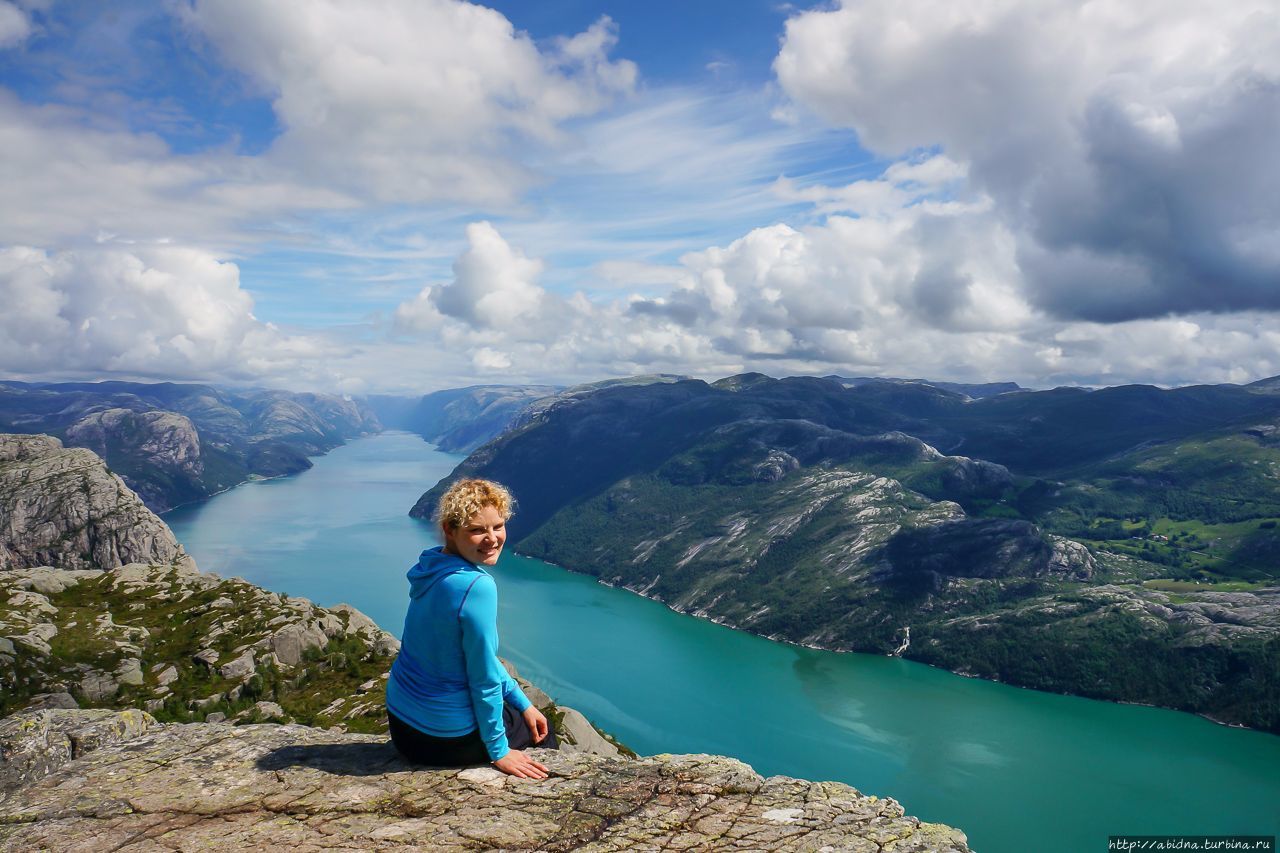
<box><xmin>0</xmin><ymin>562</ymin><xmax>398</xmax><ymax>728</ymax></box>
<box><xmin>0</xmin><ymin>434</ymin><xmax>187</xmax><ymax>571</ymax></box>
<box><xmin>885</xmin><ymin>518</ymin><xmax>1095</xmax><ymax>588</ymax></box>
<box><xmin>0</xmin><ymin>708</ymin><xmax>970</xmax><ymax>851</ymax></box>
<box><xmin>65</xmin><ymin>408</ymin><xmax>203</xmax><ymax>477</ymax></box>
<box><xmin>1</xmin><ymin>563</ymin><xmax>623</xmax><ymax>751</ymax></box>
<box><xmin>64</xmin><ymin>409</ymin><xmax>205</xmax><ymax>510</ymax></box>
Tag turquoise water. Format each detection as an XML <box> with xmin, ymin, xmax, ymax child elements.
<box><xmin>165</xmin><ymin>432</ymin><xmax>1280</xmax><ymax>853</ymax></box>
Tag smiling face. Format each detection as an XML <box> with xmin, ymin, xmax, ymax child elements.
<box><xmin>441</xmin><ymin>504</ymin><xmax>507</xmax><ymax>566</ymax></box>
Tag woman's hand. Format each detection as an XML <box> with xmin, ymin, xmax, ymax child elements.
<box><xmin>523</xmin><ymin>706</ymin><xmax>550</xmax><ymax>744</ymax></box>
<box><xmin>492</xmin><ymin>749</ymin><xmax>549</xmax><ymax>779</ymax></box>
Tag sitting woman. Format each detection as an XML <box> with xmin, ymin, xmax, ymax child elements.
<box><xmin>385</xmin><ymin>477</ymin><xmax>557</xmax><ymax>778</ymax></box>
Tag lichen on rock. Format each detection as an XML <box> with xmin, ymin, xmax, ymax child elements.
<box><xmin>0</xmin><ymin>708</ymin><xmax>971</xmax><ymax>851</ymax></box>
<box><xmin>0</xmin><ymin>434</ymin><xmax>188</xmax><ymax>571</ymax></box>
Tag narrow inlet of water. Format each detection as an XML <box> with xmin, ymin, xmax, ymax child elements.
<box><xmin>165</xmin><ymin>432</ymin><xmax>1280</xmax><ymax>853</ymax></box>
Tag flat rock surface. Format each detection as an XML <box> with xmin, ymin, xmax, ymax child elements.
<box><xmin>0</xmin><ymin>709</ymin><xmax>970</xmax><ymax>851</ymax></box>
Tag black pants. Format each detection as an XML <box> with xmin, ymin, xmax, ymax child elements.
<box><xmin>388</xmin><ymin>702</ymin><xmax>559</xmax><ymax>767</ymax></box>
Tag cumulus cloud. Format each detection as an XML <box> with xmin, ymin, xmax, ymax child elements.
<box><xmin>0</xmin><ymin>244</ymin><xmax>341</xmax><ymax>383</ymax></box>
<box><xmin>394</xmin><ymin>221</ymin><xmax>557</xmax><ymax>336</ymax></box>
<box><xmin>3</xmin><ymin>2</ymin><xmax>636</xmax><ymax>248</ymax></box>
<box><xmin>387</xmin><ymin>194</ymin><xmax>1280</xmax><ymax>390</ymax></box>
<box><xmin>774</xmin><ymin>0</ymin><xmax>1280</xmax><ymax>322</ymax></box>
<box><xmin>183</xmin><ymin>0</ymin><xmax>636</xmax><ymax>205</ymax></box>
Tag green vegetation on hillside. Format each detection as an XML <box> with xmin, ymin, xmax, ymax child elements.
<box><xmin>423</xmin><ymin>374</ymin><xmax>1280</xmax><ymax>732</ymax></box>
<box><xmin>1</xmin><ymin>565</ymin><xmax>395</xmax><ymax>733</ymax></box>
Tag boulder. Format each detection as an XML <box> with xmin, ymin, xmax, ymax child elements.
<box><xmin>218</xmin><ymin>650</ymin><xmax>257</xmax><ymax>681</ymax></box>
<box><xmin>266</xmin><ymin>622</ymin><xmax>330</xmax><ymax>666</ymax></box>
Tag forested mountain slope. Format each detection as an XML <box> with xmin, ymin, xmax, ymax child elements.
<box><xmin>413</xmin><ymin>374</ymin><xmax>1280</xmax><ymax>731</ymax></box>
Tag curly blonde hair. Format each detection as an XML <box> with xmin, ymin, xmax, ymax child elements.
<box><xmin>434</xmin><ymin>478</ymin><xmax>515</xmax><ymax>531</ymax></box>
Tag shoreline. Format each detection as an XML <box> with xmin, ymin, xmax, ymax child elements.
<box><xmin>519</xmin><ymin>549</ymin><xmax>1275</xmax><ymax>737</ymax></box>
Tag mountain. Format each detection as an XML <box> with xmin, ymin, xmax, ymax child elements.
<box><xmin>369</xmin><ymin>384</ymin><xmax>561</xmax><ymax>453</ymax></box>
<box><xmin>371</xmin><ymin>374</ymin><xmax>688</xmax><ymax>454</ymax></box>
<box><xmin>412</xmin><ymin>374</ymin><xmax>1280</xmax><ymax>731</ymax></box>
<box><xmin>0</xmin><ymin>381</ymin><xmax>381</xmax><ymax>512</ymax></box>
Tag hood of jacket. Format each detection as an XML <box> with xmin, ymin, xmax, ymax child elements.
<box><xmin>406</xmin><ymin>546</ymin><xmax>478</xmax><ymax>599</ymax></box>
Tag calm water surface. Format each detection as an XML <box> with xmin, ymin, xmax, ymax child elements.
<box><xmin>165</xmin><ymin>432</ymin><xmax>1280</xmax><ymax>853</ymax></box>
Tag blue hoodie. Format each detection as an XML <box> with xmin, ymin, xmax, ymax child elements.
<box><xmin>385</xmin><ymin>547</ymin><xmax>530</xmax><ymax>761</ymax></box>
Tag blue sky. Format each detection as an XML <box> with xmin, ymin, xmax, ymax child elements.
<box><xmin>1</xmin><ymin>0</ymin><xmax>1278</xmax><ymax>394</ymax></box>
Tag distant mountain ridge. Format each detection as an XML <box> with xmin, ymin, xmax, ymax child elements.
<box><xmin>0</xmin><ymin>381</ymin><xmax>381</xmax><ymax>512</ymax></box>
<box><xmin>368</xmin><ymin>374</ymin><xmax>688</xmax><ymax>454</ymax></box>
<box><xmin>412</xmin><ymin>372</ymin><xmax>1280</xmax><ymax>732</ymax></box>
<box><xmin>825</xmin><ymin>374</ymin><xmax>1024</xmax><ymax>399</ymax></box>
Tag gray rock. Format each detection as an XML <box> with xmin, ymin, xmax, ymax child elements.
<box><xmin>12</xmin><ymin>567</ymin><xmax>96</xmax><ymax>596</ymax></box>
<box><xmin>0</xmin><ymin>710</ymin><xmax>970</xmax><ymax>851</ymax></box>
<box><xmin>205</xmin><ymin>712</ymin><xmax>227</xmax><ymax>723</ymax></box>
<box><xmin>115</xmin><ymin>658</ymin><xmax>143</xmax><ymax>686</ymax></box>
<box><xmin>557</xmin><ymin>707</ymin><xmax>622</xmax><ymax>759</ymax></box>
<box><xmin>266</xmin><ymin>621</ymin><xmax>329</xmax><ymax>666</ymax></box>
<box><xmin>218</xmin><ymin>649</ymin><xmax>256</xmax><ymax>681</ymax></box>
<box><xmin>65</xmin><ymin>409</ymin><xmax>205</xmax><ymax>506</ymax></box>
<box><xmin>22</xmin><ymin>693</ymin><xmax>78</xmax><ymax>711</ymax></box>
<box><xmin>0</xmin><ymin>434</ymin><xmax>189</xmax><ymax>571</ymax></box>
<box><xmin>236</xmin><ymin>701</ymin><xmax>287</xmax><ymax>723</ymax></box>
<box><xmin>192</xmin><ymin>648</ymin><xmax>219</xmax><ymax>670</ymax></box>
<box><xmin>0</xmin><ymin>708</ymin><xmax>155</xmax><ymax>794</ymax></box>
<box><xmin>155</xmin><ymin>665</ymin><xmax>178</xmax><ymax>687</ymax></box>
<box><xmin>77</xmin><ymin>670</ymin><xmax>119</xmax><ymax>703</ymax></box>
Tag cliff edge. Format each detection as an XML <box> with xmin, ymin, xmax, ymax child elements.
<box><xmin>0</xmin><ymin>434</ymin><xmax>187</xmax><ymax>571</ymax></box>
<box><xmin>0</xmin><ymin>709</ymin><xmax>970</xmax><ymax>851</ymax></box>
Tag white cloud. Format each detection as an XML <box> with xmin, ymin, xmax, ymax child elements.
<box><xmin>395</xmin><ymin>221</ymin><xmax>557</xmax><ymax>336</ymax></box>
<box><xmin>384</xmin><ymin>195</ymin><xmax>1280</xmax><ymax>390</ymax></box>
<box><xmin>0</xmin><ymin>91</ymin><xmax>358</xmax><ymax>250</ymax></box>
<box><xmin>0</xmin><ymin>1</ymin><xmax>30</xmax><ymax>48</ymax></box>
<box><xmin>1</xmin><ymin>2</ymin><xmax>636</xmax><ymax>249</ymax></box>
<box><xmin>183</xmin><ymin>0</ymin><xmax>636</xmax><ymax>206</ymax></box>
<box><xmin>774</xmin><ymin>0</ymin><xmax>1280</xmax><ymax>322</ymax></box>
<box><xmin>0</xmin><ymin>244</ymin><xmax>343</xmax><ymax>384</ymax></box>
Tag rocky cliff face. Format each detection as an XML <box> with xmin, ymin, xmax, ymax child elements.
<box><xmin>0</xmin><ymin>434</ymin><xmax>187</xmax><ymax>571</ymax></box>
<box><xmin>64</xmin><ymin>409</ymin><xmax>205</xmax><ymax>510</ymax></box>
<box><xmin>0</xmin><ymin>708</ymin><xmax>970</xmax><ymax>852</ymax></box>
<box><xmin>66</xmin><ymin>409</ymin><xmax>203</xmax><ymax>477</ymax></box>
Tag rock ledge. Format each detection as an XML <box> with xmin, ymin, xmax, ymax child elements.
<box><xmin>0</xmin><ymin>709</ymin><xmax>969</xmax><ymax>851</ymax></box>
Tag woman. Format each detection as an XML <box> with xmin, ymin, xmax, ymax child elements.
<box><xmin>385</xmin><ymin>478</ymin><xmax>557</xmax><ymax>779</ymax></box>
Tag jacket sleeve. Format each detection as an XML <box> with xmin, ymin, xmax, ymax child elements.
<box><xmin>457</xmin><ymin>574</ymin><xmax>523</xmax><ymax>760</ymax></box>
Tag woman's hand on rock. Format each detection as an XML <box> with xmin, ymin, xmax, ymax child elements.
<box><xmin>523</xmin><ymin>706</ymin><xmax>550</xmax><ymax>744</ymax></box>
<box><xmin>492</xmin><ymin>749</ymin><xmax>549</xmax><ymax>779</ymax></box>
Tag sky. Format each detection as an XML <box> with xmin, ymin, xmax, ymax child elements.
<box><xmin>1</xmin><ymin>0</ymin><xmax>1278</xmax><ymax>395</ymax></box>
